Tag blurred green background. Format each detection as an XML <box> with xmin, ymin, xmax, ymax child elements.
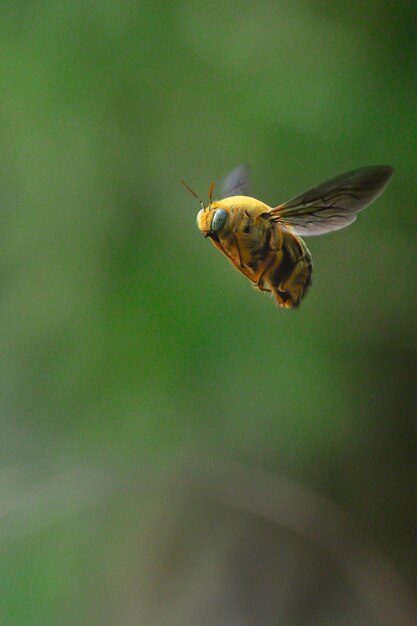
<box><xmin>0</xmin><ymin>1</ymin><xmax>416</xmax><ymax>624</ymax></box>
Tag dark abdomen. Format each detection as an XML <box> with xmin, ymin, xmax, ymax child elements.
<box><xmin>266</xmin><ymin>232</ymin><xmax>313</xmax><ymax>309</ymax></box>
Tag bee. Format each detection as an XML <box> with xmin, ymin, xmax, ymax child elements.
<box><xmin>182</xmin><ymin>164</ymin><xmax>393</xmax><ymax>309</ymax></box>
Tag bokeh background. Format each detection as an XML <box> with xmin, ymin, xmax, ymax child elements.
<box><xmin>0</xmin><ymin>1</ymin><xmax>416</xmax><ymax>624</ymax></box>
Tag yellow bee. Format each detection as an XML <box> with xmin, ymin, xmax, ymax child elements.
<box><xmin>182</xmin><ymin>165</ymin><xmax>393</xmax><ymax>309</ymax></box>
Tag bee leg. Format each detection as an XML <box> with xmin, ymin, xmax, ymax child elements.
<box><xmin>253</xmin><ymin>250</ymin><xmax>277</xmax><ymax>294</ymax></box>
<box><xmin>253</xmin><ymin>280</ymin><xmax>271</xmax><ymax>293</ymax></box>
<box><xmin>231</xmin><ymin>233</ymin><xmax>244</xmax><ymax>268</ymax></box>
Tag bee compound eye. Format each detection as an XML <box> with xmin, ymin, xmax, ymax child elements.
<box><xmin>211</xmin><ymin>209</ymin><xmax>227</xmax><ymax>232</ymax></box>
<box><xmin>196</xmin><ymin>208</ymin><xmax>204</xmax><ymax>228</ymax></box>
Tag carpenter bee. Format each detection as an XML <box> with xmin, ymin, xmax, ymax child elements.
<box><xmin>182</xmin><ymin>164</ymin><xmax>393</xmax><ymax>308</ymax></box>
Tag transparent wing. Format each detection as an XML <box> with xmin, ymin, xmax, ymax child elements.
<box><xmin>266</xmin><ymin>166</ymin><xmax>393</xmax><ymax>236</ymax></box>
<box><xmin>221</xmin><ymin>164</ymin><xmax>251</xmax><ymax>198</ymax></box>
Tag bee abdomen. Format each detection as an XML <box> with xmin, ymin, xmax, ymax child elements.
<box><xmin>267</xmin><ymin>236</ymin><xmax>313</xmax><ymax>309</ymax></box>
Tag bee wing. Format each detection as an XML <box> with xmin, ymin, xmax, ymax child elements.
<box><xmin>221</xmin><ymin>164</ymin><xmax>251</xmax><ymax>198</ymax></box>
<box><xmin>266</xmin><ymin>166</ymin><xmax>393</xmax><ymax>236</ymax></box>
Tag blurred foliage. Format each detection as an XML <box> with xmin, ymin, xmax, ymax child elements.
<box><xmin>0</xmin><ymin>0</ymin><xmax>416</xmax><ymax>624</ymax></box>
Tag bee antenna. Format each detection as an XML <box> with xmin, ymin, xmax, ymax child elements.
<box><xmin>208</xmin><ymin>181</ymin><xmax>214</xmax><ymax>209</ymax></box>
<box><xmin>180</xmin><ymin>179</ymin><xmax>205</xmax><ymax>211</ymax></box>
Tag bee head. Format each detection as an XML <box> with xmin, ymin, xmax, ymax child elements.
<box><xmin>196</xmin><ymin>206</ymin><xmax>228</xmax><ymax>237</ymax></box>
<box><xmin>181</xmin><ymin>179</ymin><xmax>227</xmax><ymax>237</ymax></box>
